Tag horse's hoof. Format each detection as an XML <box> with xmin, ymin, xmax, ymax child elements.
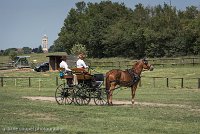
<box><xmin>107</xmin><ymin>103</ymin><xmax>113</xmax><ymax>106</ymax></box>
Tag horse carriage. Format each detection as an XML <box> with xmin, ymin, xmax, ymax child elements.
<box><xmin>55</xmin><ymin>58</ymin><xmax>154</xmax><ymax>106</ymax></box>
<box><xmin>55</xmin><ymin>68</ymin><xmax>107</xmax><ymax>105</ymax></box>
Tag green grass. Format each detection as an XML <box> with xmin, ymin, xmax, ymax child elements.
<box><xmin>1</xmin><ymin>65</ymin><xmax>200</xmax><ymax>133</ymax></box>
<box><xmin>0</xmin><ymin>86</ymin><xmax>200</xmax><ymax>134</ymax></box>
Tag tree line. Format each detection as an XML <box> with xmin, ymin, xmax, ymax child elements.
<box><xmin>50</xmin><ymin>1</ymin><xmax>200</xmax><ymax>58</ymax></box>
<box><xmin>0</xmin><ymin>46</ymin><xmax>44</xmax><ymax>59</ymax></box>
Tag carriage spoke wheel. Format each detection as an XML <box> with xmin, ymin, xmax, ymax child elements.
<box><xmin>75</xmin><ymin>84</ymin><xmax>91</xmax><ymax>105</ymax></box>
<box><xmin>94</xmin><ymin>88</ymin><xmax>107</xmax><ymax>106</ymax></box>
<box><xmin>55</xmin><ymin>84</ymin><xmax>74</xmax><ymax>105</ymax></box>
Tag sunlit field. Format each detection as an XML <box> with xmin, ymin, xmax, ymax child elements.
<box><xmin>0</xmin><ymin>65</ymin><xmax>200</xmax><ymax>133</ymax></box>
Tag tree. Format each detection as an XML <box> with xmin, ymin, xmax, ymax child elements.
<box><xmin>3</xmin><ymin>48</ymin><xmax>17</xmax><ymax>56</ymax></box>
<box><xmin>32</xmin><ymin>48</ymin><xmax>38</xmax><ymax>53</ymax></box>
<box><xmin>48</xmin><ymin>45</ymin><xmax>54</xmax><ymax>52</ymax></box>
<box><xmin>9</xmin><ymin>50</ymin><xmax>17</xmax><ymax>61</ymax></box>
<box><xmin>53</xmin><ymin>1</ymin><xmax>200</xmax><ymax>58</ymax></box>
<box><xmin>22</xmin><ymin>47</ymin><xmax>32</xmax><ymax>54</ymax></box>
<box><xmin>0</xmin><ymin>50</ymin><xmax>4</xmax><ymax>56</ymax></box>
<box><xmin>37</xmin><ymin>45</ymin><xmax>43</xmax><ymax>53</ymax></box>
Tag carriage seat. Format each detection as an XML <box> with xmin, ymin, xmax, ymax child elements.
<box><xmin>71</xmin><ymin>68</ymin><xmax>92</xmax><ymax>80</ymax></box>
<box><xmin>71</xmin><ymin>68</ymin><xmax>88</xmax><ymax>74</ymax></box>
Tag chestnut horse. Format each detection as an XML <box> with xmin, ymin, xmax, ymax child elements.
<box><xmin>105</xmin><ymin>58</ymin><xmax>154</xmax><ymax>105</ymax></box>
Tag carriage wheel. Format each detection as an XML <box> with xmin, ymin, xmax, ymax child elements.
<box><xmin>75</xmin><ymin>84</ymin><xmax>91</xmax><ymax>105</ymax></box>
<box><xmin>94</xmin><ymin>88</ymin><xmax>107</xmax><ymax>106</ymax></box>
<box><xmin>55</xmin><ymin>84</ymin><xmax>74</xmax><ymax>105</ymax></box>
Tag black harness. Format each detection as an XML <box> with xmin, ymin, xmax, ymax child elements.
<box><xmin>126</xmin><ymin>69</ymin><xmax>140</xmax><ymax>87</ymax></box>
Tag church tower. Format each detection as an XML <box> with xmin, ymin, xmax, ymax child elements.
<box><xmin>42</xmin><ymin>34</ymin><xmax>48</xmax><ymax>53</ymax></box>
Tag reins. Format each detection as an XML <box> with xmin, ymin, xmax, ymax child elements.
<box><xmin>89</xmin><ymin>67</ymin><xmax>102</xmax><ymax>74</ymax></box>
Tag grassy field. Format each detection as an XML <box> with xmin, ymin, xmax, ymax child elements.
<box><xmin>0</xmin><ymin>86</ymin><xmax>200</xmax><ymax>134</ymax></box>
<box><xmin>1</xmin><ymin>53</ymin><xmax>200</xmax><ymax>70</ymax></box>
<box><xmin>0</xmin><ymin>66</ymin><xmax>200</xmax><ymax>133</ymax></box>
<box><xmin>1</xmin><ymin>65</ymin><xmax>200</xmax><ymax>89</ymax></box>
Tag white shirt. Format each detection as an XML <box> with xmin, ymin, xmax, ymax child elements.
<box><xmin>76</xmin><ymin>59</ymin><xmax>88</xmax><ymax>68</ymax></box>
<box><xmin>60</xmin><ymin>61</ymin><xmax>71</xmax><ymax>71</ymax></box>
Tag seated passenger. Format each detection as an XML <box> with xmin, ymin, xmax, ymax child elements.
<box><xmin>76</xmin><ymin>53</ymin><xmax>88</xmax><ymax>69</ymax></box>
<box><xmin>59</xmin><ymin>56</ymin><xmax>78</xmax><ymax>85</ymax></box>
<box><xmin>60</xmin><ymin>56</ymin><xmax>71</xmax><ymax>74</ymax></box>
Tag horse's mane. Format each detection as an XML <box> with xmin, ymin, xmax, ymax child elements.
<box><xmin>132</xmin><ymin>60</ymin><xmax>140</xmax><ymax>69</ymax></box>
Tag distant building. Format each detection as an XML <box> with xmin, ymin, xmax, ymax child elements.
<box><xmin>42</xmin><ymin>34</ymin><xmax>48</xmax><ymax>53</ymax></box>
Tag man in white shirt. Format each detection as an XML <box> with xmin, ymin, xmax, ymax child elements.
<box><xmin>60</xmin><ymin>56</ymin><xmax>71</xmax><ymax>73</ymax></box>
<box><xmin>76</xmin><ymin>53</ymin><xmax>88</xmax><ymax>69</ymax></box>
<box><xmin>60</xmin><ymin>56</ymin><xmax>78</xmax><ymax>85</ymax></box>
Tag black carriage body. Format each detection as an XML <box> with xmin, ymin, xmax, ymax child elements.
<box><xmin>77</xmin><ymin>74</ymin><xmax>104</xmax><ymax>90</ymax></box>
<box><xmin>55</xmin><ymin>67</ymin><xmax>107</xmax><ymax>105</ymax></box>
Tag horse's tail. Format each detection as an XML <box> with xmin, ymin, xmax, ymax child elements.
<box><xmin>105</xmin><ymin>71</ymin><xmax>111</xmax><ymax>92</ymax></box>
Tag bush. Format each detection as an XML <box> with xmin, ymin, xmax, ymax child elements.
<box><xmin>9</xmin><ymin>51</ymin><xmax>17</xmax><ymax>61</ymax></box>
<box><xmin>71</xmin><ymin>43</ymin><xmax>87</xmax><ymax>56</ymax></box>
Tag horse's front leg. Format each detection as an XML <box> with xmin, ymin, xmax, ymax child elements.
<box><xmin>131</xmin><ymin>85</ymin><xmax>137</xmax><ymax>105</ymax></box>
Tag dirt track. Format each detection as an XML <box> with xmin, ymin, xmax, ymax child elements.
<box><xmin>22</xmin><ymin>96</ymin><xmax>200</xmax><ymax>111</ymax></box>
<box><xmin>0</xmin><ymin>68</ymin><xmax>33</xmax><ymax>72</ymax></box>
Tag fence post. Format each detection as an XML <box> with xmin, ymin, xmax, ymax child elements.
<box><xmin>198</xmin><ymin>78</ymin><xmax>200</xmax><ymax>89</ymax></box>
<box><xmin>1</xmin><ymin>77</ymin><xmax>3</xmax><ymax>87</ymax></box>
<box><xmin>166</xmin><ymin>78</ymin><xmax>169</xmax><ymax>88</ymax></box>
<box><xmin>29</xmin><ymin>77</ymin><xmax>31</xmax><ymax>87</ymax></box>
<box><xmin>15</xmin><ymin>79</ymin><xmax>17</xmax><ymax>86</ymax></box>
<box><xmin>192</xmin><ymin>58</ymin><xmax>195</xmax><ymax>66</ymax></box>
<box><xmin>56</xmin><ymin>77</ymin><xmax>58</xmax><ymax>86</ymax></box>
<box><xmin>38</xmin><ymin>78</ymin><xmax>41</xmax><ymax>91</ymax></box>
<box><xmin>118</xmin><ymin>61</ymin><xmax>121</xmax><ymax>69</ymax></box>
<box><xmin>181</xmin><ymin>78</ymin><xmax>183</xmax><ymax>88</ymax></box>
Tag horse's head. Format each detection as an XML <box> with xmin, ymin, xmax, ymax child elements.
<box><xmin>132</xmin><ymin>58</ymin><xmax>154</xmax><ymax>75</ymax></box>
<box><xmin>141</xmin><ymin>58</ymin><xmax>154</xmax><ymax>71</ymax></box>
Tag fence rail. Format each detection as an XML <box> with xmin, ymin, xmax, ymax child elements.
<box><xmin>89</xmin><ymin>57</ymin><xmax>200</xmax><ymax>69</ymax></box>
<box><xmin>1</xmin><ymin>76</ymin><xmax>200</xmax><ymax>89</ymax></box>
<box><xmin>0</xmin><ymin>76</ymin><xmax>64</xmax><ymax>88</ymax></box>
<box><xmin>140</xmin><ymin>76</ymin><xmax>200</xmax><ymax>89</ymax></box>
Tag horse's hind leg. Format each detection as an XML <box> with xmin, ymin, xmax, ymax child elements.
<box><xmin>107</xmin><ymin>89</ymin><xmax>113</xmax><ymax>105</ymax></box>
<box><xmin>106</xmin><ymin>89</ymin><xmax>110</xmax><ymax>105</ymax></box>
<box><xmin>131</xmin><ymin>85</ymin><xmax>137</xmax><ymax>104</ymax></box>
<box><xmin>108</xmin><ymin>83</ymin><xmax>115</xmax><ymax>105</ymax></box>
<box><xmin>108</xmin><ymin>89</ymin><xmax>113</xmax><ymax>105</ymax></box>
<box><xmin>106</xmin><ymin>84</ymin><xmax>111</xmax><ymax>105</ymax></box>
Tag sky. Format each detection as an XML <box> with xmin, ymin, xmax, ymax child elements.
<box><xmin>0</xmin><ymin>0</ymin><xmax>200</xmax><ymax>50</ymax></box>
